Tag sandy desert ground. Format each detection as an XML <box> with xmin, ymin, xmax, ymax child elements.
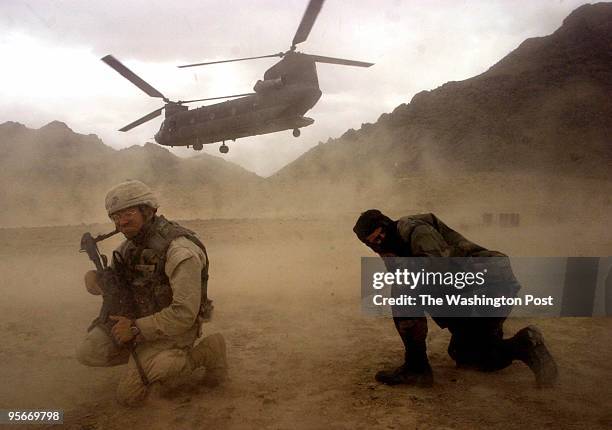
<box><xmin>1</xmin><ymin>215</ymin><xmax>611</xmax><ymax>429</ymax></box>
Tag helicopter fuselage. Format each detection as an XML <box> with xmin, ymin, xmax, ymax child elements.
<box><xmin>154</xmin><ymin>81</ymin><xmax>321</xmax><ymax>147</ymax></box>
<box><xmin>102</xmin><ymin>2</ymin><xmax>373</xmax><ymax>154</ymax></box>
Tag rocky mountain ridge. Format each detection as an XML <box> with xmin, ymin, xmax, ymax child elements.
<box><xmin>0</xmin><ymin>121</ymin><xmax>262</xmax><ymax>226</ymax></box>
<box><xmin>273</xmin><ymin>2</ymin><xmax>612</xmax><ymax>182</ymax></box>
<box><xmin>1</xmin><ymin>3</ymin><xmax>610</xmax><ymax>226</ymax></box>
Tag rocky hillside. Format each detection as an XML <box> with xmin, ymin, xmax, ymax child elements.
<box><xmin>261</xmin><ymin>3</ymin><xmax>611</xmax><ymax>217</ymax></box>
<box><xmin>1</xmin><ymin>4</ymin><xmax>610</xmax><ymax>226</ymax></box>
<box><xmin>273</xmin><ymin>5</ymin><xmax>610</xmax><ymax>183</ymax></box>
<box><xmin>0</xmin><ymin>121</ymin><xmax>262</xmax><ymax>226</ymax></box>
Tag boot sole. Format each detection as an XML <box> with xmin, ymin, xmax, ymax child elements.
<box><xmin>204</xmin><ymin>333</ymin><xmax>228</xmax><ymax>386</ymax></box>
<box><xmin>213</xmin><ymin>333</ymin><xmax>228</xmax><ymax>371</ymax></box>
<box><xmin>524</xmin><ymin>326</ymin><xmax>558</xmax><ymax>388</ymax></box>
<box><xmin>375</xmin><ymin>371</ymin><xmax>434</xmax><ymax>388</ymax></box>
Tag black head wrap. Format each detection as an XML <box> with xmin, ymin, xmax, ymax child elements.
<box><xmin>353</xmin><ymin>209</ymin><xmax>394</xmax><ymax>242</ymax></box>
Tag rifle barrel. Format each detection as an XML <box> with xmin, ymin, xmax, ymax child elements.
<box><xmin>94</xmin><ymin>229</ymin><xmax>119</xmax><ymax>242</ymax></box>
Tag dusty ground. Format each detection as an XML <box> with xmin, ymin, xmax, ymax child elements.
<box><xmin>1</xmin><ymin>216</ymin><xmax>611</xmax><ymax>429</ymax></box>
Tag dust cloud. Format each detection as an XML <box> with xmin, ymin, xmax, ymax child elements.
<box><xmin>1</xmin><ymin>208</ymin><xmax>611</xmax><ymax>428</ymax></box>
<box><xmin>1</xmin><ymin>3</ymin><xmax>611</xmax><ymax>426</ymax></box>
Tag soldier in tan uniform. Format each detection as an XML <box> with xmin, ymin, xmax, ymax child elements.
<box><xmin>76</xmin><ymin>180</ymin><xmax>227</xmax><ymax>406</ymax></box>
<box><xmin>353</xmin><ymin>209</ymin><xmax>558</xmax><ymax>388</ymax></box>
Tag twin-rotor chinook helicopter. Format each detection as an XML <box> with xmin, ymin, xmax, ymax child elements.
<box><xmin>102</xmin><ymin>0</ymin><xmax>373</xmax><ymax>154</ymax></box>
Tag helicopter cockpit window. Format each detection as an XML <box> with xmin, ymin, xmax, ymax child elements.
<box><xmin>168</xmin><ymin>120</ymin><xmax>177</xmax><ymax>133</ymax></box>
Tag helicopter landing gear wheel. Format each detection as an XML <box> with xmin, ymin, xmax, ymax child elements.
<box><xmin>193</xmin><ymin>142</ymin><xmax>203</xmax><ymax>151</ymax></box>
<box><xmin>219</xmin><ymin>143</ymin><xmax>229</xmax><ymax>154</ymax></box>
<box><xmin>292</xmin><ymin>128</ymin><xmax>301</xmax><ymax>137</ymax></box>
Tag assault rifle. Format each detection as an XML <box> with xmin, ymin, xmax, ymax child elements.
<box><xmin>79</xmin><ymin>230</ymin><xmax>149</xmax><ymax>386</ymax></box>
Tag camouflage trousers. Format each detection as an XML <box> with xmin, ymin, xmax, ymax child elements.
<box><xmin>76</xmin><ymin>326</ymin><xmax>196</xmax><ymax>406</ymax></box>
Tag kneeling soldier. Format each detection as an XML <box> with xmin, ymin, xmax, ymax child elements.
<box><xmin>353</xmin><ymin>209</ymin><xmax>558</xmax><ymax>388</ymax></box>
<box><xmin>77</xmin><ymin>180</ymin><xmax>227</xmax><ymax>406</ymax></box>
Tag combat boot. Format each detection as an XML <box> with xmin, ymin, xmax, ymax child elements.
<box><xmin>189</xmin><ymin>333</ymin><xmax>228</xmax><ymax>387</ymax></box>
<box><xmin>513</xmin><ymin>326</ymin><xmax>558</xmax><ymax>387</ymax></box>
<box><xmin>375</xmin><ymin>358</ymin><xmax>434</xmax><ymax>387</ymax></box>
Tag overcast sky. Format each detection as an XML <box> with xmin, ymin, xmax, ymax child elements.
<box><xmin>0</xmin><ymin>0</ymin><xmax>588</xmax><ymax>176</ymax></box>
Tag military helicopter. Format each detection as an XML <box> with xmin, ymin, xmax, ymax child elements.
<box><xmin>102</xmin><ymin>0</ymin><xmax>373</xmax><ymax>154</ymax></box>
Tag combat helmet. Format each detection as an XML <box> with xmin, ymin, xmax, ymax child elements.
<box><xmin>105</xmin><ymin>180</ymin><xmax>159</xmax><ymax>216</ymax></box>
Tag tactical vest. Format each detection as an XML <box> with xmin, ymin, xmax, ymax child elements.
<box><xmin>113</xmin><ymin>215</ymin><xmax>211</xmax><ymax>321</ymax></box>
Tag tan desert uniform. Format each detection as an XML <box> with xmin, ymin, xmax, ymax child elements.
<box><xmin>76</xmin><ymin>236</ymin><xmax>207</xmax><ymax>405</ymax></box>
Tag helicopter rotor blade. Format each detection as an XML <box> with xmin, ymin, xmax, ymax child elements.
<box><xmin>119</xmin><ymin>107</ymin><xmax>164</xmax><ymax>132</ymax></box>
<box><xmin>102</xmin><ymin>55</ymin><xmax>167</xmax><ymax>100</ymax></box>
<box><xmin>178</xmin><ymin>53</ymin><xmax>284</xmax><ymax>68</ymax></box>
<box><xmin>292</xmin><ymin>0</ymin><xmax>325</xmax><ymax>48</ymax></box>
<box><xmin>308</xmin><ymin>54</ymin><xmax>374</xmax><ymax>67</ymax></box>
<box><xmin>180</xmin><ymin>92</ymin><xmax>256</xmax><ymax>103</ymax></box>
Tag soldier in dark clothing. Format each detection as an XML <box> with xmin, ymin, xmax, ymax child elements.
<box><xmin>353</xmin><ymin>209</ymin><xmax>558</xmax><ymax>388</ymax></box>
